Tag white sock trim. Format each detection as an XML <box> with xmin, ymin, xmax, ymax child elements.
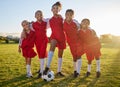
<box><xmin>40</xmin><ymin>59</ymin><xmax>44</xmax><ymax>74</ymax></box>
<box><xmin>47</xmin><ymin>51</ymin><xmax>54</xmax><ymax>68</ymax></box>
<box><xmin>57</xmin><ymin>58</ymin><xmax>62</xmax><ymax>72</ymax></box>
<box><xmin>77</xmin><ymin>58</ymin><xmax>82</xmax><ymax>74</ymax></box>
<box><xmin>87</xmin><ymin>64</ymin><xmax>91</xmax><ymax>72</ymax></box>
<box><xmin>26</xmin><ymin>64</ymin><xmax>31</xmax><ymax>74</ymax></box>
<box><xmin>96</xmin><ymin>59</ymin><xmax>100</xmax><ymax>72</ymax></box>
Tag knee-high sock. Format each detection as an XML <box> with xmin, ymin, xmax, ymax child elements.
<box><xmin>77</xmin><ymin>58</ymin><xmax>82</xmax><ymax>74</ymax></box>
<box><xmin>47</xmin><ymin>51</ymin><xmax>54</xmax><ymax>68</ymax></box>
<box><xmin>26</xmin><ymin>64</ymin><xmax>31</xmax><ymax>74</ymax></box>
<box><xmin>87</xmin><ymin>64</ymin><xmax>91</xmax><ymax>72</ymax></box>
<box><xmin>40</xmin><ymin>59</ymin><xmax>44</xmax><ymax>74</ymax></box>
<box><xmin>96</xmin><ymin>59</ymin><xmax>100</xmax><ymax>72</ymax></box>
<box><xmin>57</xmin><ymin>58</ymin><xmax>62</xmax><ymax>72</ymax></box>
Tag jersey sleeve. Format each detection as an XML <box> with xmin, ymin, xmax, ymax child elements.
<box><xmin>90</xmin><ymin>29</ymin><xmax>98</xmax><ymax>37</ymax></box>
<box><xmin>73</xmin><ymin>19</ymin><xmax>80</xmax><ymax>29</ymax></box>
<box><xmin>19</xmin><ymin>32</ymin><xmax>24</xmax><ymax>47</ymax></box>
<box><xmin>29</xmin><ymin>22</ymin><xmax>35</xmax><ymax>31</ymax></box>
<box><xmin>43</xmin><ymin>18</ymin><xmax>50</xmax><ymax>29</ymax></box>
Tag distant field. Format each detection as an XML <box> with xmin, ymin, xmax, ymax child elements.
<box><xmin>0</xmin><ymin>43</ymin><xmax>120</xmax><ymax>87</ymax></box>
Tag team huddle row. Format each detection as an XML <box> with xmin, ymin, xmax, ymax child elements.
<box><xmin>18</xmin><ymin>1</ymin><xmax>101</xmax><ymax>79</ymax></box>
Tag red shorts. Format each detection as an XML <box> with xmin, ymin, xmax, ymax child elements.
<box><xmin>22</xmin><ymin>47</ymin><xmax>36</xmax><ymax>58</ymax></box>
<box><xmin>56</xmin><ymin>40</ymin><xmax>66</xmax><ymax>50</ymax></box>
<box><xmin>85</xmin><ymin>45</ymin><xmax>101</xmax><ymax>61</ymax></box>
<box><xmin>50</xmin><ymin>36</ymin><xmax>66</xmax><ymax>50</ymax></box>
<box><xmin>35</xmin><ymin>39</ymin><xmax>48</xmax><ymax>58</ymax></box>
<box><xmin>69</xmin><ymin>43</ymin><xmax>84</xmax><ymax>61</ymax></box>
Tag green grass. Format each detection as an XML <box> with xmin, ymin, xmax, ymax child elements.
<box><xmin>0</xmin><ymin>43</ymin><xmax>120</xmax><ymax>87</ymax></box>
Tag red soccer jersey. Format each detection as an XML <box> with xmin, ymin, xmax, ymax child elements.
<box><xmin>21</xmin><ymin>30</ymin><xmax>35</xmax><ymax>48</ymax></box>
<box><xmin>63</xmin><ymin>20</ymin><xmax>78</xmax><ymax>44</ymax></box>
<box><xmin>49</xmin><ymin>16</ymin><xmax>65</xmax><ymax>42</ymax></box>
<box><xmin>63</xmin><ymin>20</ymin><xmax>84</xmax><ymax>61</ymax></box>
<box><xmin>32</xmin><ymin>21</ymin><xmax>48</xmax><ymax>58</ymax></box>
<box><xmin>21</xmin><ymin>30</ymin><xmax>36</xmax><ymax>58</ymax></box>
<box><xmin>32</xmin><ymin>21</ymin><xmax>48</xmax><ymax>43</ymax></box>
<box><xmin>78</xmin><ymin>29</ymin><xmax>100</xmax><ymax>48</ymax></box>
<box><xmin>78</xmin><ymin>29</ymin><xmax>101</xmax><ymax>60</ymax></box>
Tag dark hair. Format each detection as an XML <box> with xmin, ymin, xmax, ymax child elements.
<box><xmin>82</xmin><ymin>18</ymin><xmax>90</xmax><ymax>25</ymax></box>
<box><xmin>66</xmin><ymin>9</ymin><xmax>74</xmax><ymax>15</ymax></box>
<box><xmin>35</xmin><ymin>10</ymin><xmax>42</xmax><ymax>16</ymax></box>
<box><xmin>52</xmin><ymin>1</ymin><xmax>62</xmax><ymax>9</ymax></box>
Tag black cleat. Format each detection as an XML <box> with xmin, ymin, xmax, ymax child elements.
<box><xmin>74</xmin><ymin>71</ymin><xmax>79</xmax><ymax>78</ymax></box>
<box><xmin>56</xmin><ymin>72</ymin><xmax>65</xmax><ymax>77</ymax></box>
<box><xmin>37</xmin><ymin>73</ymin><xmax>42</xmax><ymax>79</ymax></box>
<box><xmin>86</xmin><ymin>72</ymin><xmax>91</xmax><ymax>77</ymax></box>
<box><xmin>43</xmin><ymin>67</ymin><xmax>49</xmax><ymax>75</ymax></box>
<box><xmin>96</xmin><ymin>72</ymin><xmax>101</xmax><ymax>78</ymax></box>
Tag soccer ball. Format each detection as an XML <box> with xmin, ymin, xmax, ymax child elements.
<box><xmin>42</xmin><ymin>71</ymin><xmax>54</xmax><ymax>82</ymax></box>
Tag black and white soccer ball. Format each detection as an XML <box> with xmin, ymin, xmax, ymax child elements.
<box><xmin>42</xmin><ymin>71</ymin><xmax>54</xmax><ymax>82</ymax></box>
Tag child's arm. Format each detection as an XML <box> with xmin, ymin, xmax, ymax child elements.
<box><xmin>18</xmin><ymin>31</ymin><xmax>24</xmax><ymax>53</ymax></box>
<box><xmin>18</xmin><ymin>45</ymin><xmax>21</xmax><ymax>53</ymax></box>
<box><xmin>43</xmin><ymin>18</ymin><xmax>50</xmax><ymax>29</ymax></box>
<box><xmin>18</xmin><ymin>38</ymin><xmax>22</xmax><ymax>53</ymax></box>
<box><xmin>91</xmin><ymin>29</ymin><xmax>98</xmax><ymax>37</ymax></box>
<box><xmin>29</xmin><ymin>22</ymin><xmax>35</xmax><ymax>31</ymax></box>
<box><xmin>73</xmin><ymin>19</ymin><xmax>80</xmax><ymax>29</ymax></box>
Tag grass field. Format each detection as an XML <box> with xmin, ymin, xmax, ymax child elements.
<box><xmin>0</xmin><ymin>42</ymin><xmax>120</xmax><ymax>87</ymax></box>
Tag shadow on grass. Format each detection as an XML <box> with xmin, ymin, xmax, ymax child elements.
<box><xmin>0</xmin><ymin>72</ymin><xmax>50</xmax><ymax>87</ymax></box>
<box><xmin>1</xmin><ymin>74</ymin><xmax>28</xmax><ymax>87</ymax></box>
<box><xmin>50</xmin><ymin>74</ymin><xmax>75</xmax><ymax>87</ymax></box>
<box><xmin>87</xmin><ymin>78</ymin><xmax>99</xmax><ymax>87</ymax></box>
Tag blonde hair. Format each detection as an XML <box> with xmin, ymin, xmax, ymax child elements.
<box><xmin>21</xmin><ymin>20</ymin><xmax>29</xmax><ymax>26</ymax></box>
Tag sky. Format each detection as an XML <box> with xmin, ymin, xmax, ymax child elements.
<box><xmin>0</xmin><ymin>0</ymin><xmax>120</xmax><ymax>36</ymax></box>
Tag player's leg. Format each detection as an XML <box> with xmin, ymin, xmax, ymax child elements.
<box><xmin>76</xmin><ymin>43</ymin><xmax>83</xmax><ymax>77</ymax></box>
<box><xmin>85</xmin><ymin>48</ymin><xmax>95</xmax><ymax>77</ymax></box>
<box><xmin>76</xmin><ymin>57</ymin><xmax>82</xmax><ymax>76</ymax></box>
<box><xmin>26</xmin><ymin>58</ymin><xmax>33</xmax><ymax>78</ymax></box>
<box><xmin>43</xmin><ymin>39</ymin><xmax>57</xmax><ymax>75</ymax></box>
<box><xmin>37</xmin><ymin>41</ymin><xmax>47</xmax><ymax>78</ymax></box>
<box><xmin>69</xmin><ymin>44</ymin><xmax>79</xmax><ymax>77</ymax></box>
<box><xmin>37</xmin><ymin>58</ymin><xmax>45</xmax><ymax>79</ymax></box>
<box><xmin>85</xmin><ymin>52</ymin><xmax>93</xmax><ymax>77</ymax></box>
<box><xmin>73</xmin><ymin>59</ymin><xmax>79</xmax><ymax>78</ymax></box>
<box><xmin>95</xmin><ymin>57</ymin><xmax>101</xmax><ymax>78</ymax></box>
<box><xmin>86</xmin><ymin>60</ymin><xmax>92</xmax><ymax>77</ymax></box>
<box><xmin>56</xmin><ymin>49</ymin><xmax>65</xmax><ymax>76</ymax></box>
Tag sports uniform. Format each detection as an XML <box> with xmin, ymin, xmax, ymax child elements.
<box><xmin>32</xmin><ymin>21</ymin><xmax>48</xmax><ymax>58</ymax></box>
<box><xmin>78</xmin><ymin>29</ymin><xmax>101</xmax><ymax>61</ymax></box>
<box><xmin>20</xmin><ymin>30</ymin><xmax>36</xmax><ymax>58</ymax></box>
<box><xmin>49</xmin><ymin>16</ymin><xmax>66</xmax><ymax>49</ymax></box>
<box><xmin>63</xmin><ymin>20</ymin><xmax>83</xmax><ymax>61</ymax></box>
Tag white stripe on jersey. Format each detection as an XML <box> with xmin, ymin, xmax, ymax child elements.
<box><xmin>43</xmin><ymin>18</ymin><xmax>50</xmax><ymax>29</ymax></box>
<box><xmin>73</xmin><ymin>19</ymin><xmax>80</xmax><ymax>29</ymax></box>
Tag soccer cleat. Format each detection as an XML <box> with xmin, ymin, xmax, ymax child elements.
<box><xmin>74</xmin><ymin>71</ymin><xmax>79</xmax><ymax>78</ymax></box>
<box><xmin>86</xmin><ymin>72</ymin><xmax>91</xmax><ymax>77</ymax></box>
<box><xmin>26</xmin><ymin>73</ymin><xmax>33</xmax><ymax>78</ymax></box>
<box><xmin>36</xmin><ymin>73</ymin><xmax>42</xmax><ymax>79</ymax></box>
<box><xmin>43</xmin><ymin>67</ymin><xmax>49</xmax><ymax>75</ymax></box>
<box><xmin>56</xmin><ymin>72</ymin><xmax>65</xmax><ymax>77</ymax></box>
<box><xmin>96</xmin><ymin>71</ymin><xmax>101</xmax><ymax>78</ymax></box>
